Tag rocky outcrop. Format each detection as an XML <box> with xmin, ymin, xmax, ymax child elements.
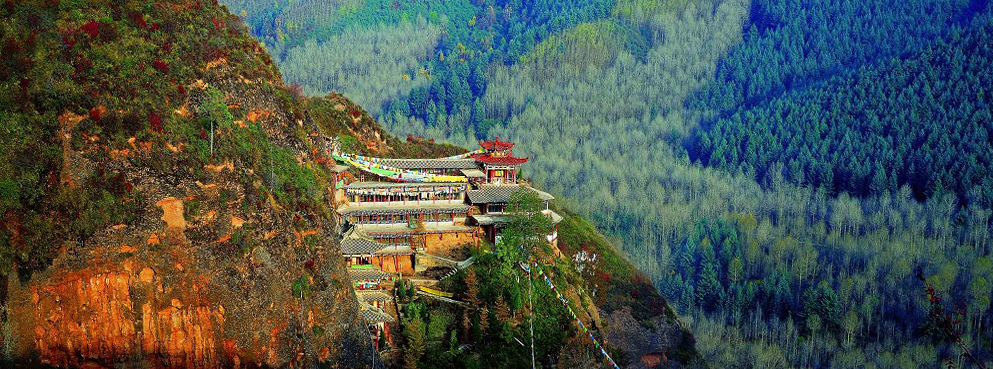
<box><xmin>25</xmin><ymin>270</ymin><xmax>223</xmax><ymax>368</ymax></box>
<box><xmin>2</xmin><ymin>46</ymin><xmax>375</xmax><ymax>369</ymax></box>
<box><xmin>31</xmin><ymin>272</ymin><xmax>141</xmax><ymax>366</ymax></box>
<box><xmin>0</xmin><ymin>0</ymin><xmax>380</xmax><ymax>366</ymax></box>
<box><xmin>6</xmin><ymin>187</ymin><xmax>374</xmax><ymax>368</ymax></box>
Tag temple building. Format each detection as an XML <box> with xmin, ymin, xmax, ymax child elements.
<box><xmin>466</xmin><ymin>184</ymin><xmax>562</xmax><ymax>248</ymax></box>
<box><xmin>472</xmin><ymin>137</ymin><xmax>528</xmax><ymax>184</ymax></box>
<box><xmin>332</xmin><ymin>137</ymin><xmax>563</xmax><ymax>352</ymax></box>
<box><xmin>337</xmin><ymin>181</ymin><xmax>479</xmax><ymax>276</ymax></box>
<box><xmin>360</xmin><ymin>304</ymin><xmax>395</xmax><ymax>351</ymax></box>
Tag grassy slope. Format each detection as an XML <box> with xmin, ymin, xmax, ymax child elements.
<box><xmin>554</xmin><ymin>205</ymin><xmax>700</xmax><ymax>363</ymax></box>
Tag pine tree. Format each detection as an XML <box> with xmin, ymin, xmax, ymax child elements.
<box><xmin>495</xmin><ymin>294</ymin><xmax>511</xmax><ymax>323</ymax></box>
<box><xmin>466</xmin><ymin>269</ymin><xmax>480</xmax><ymax>308</ymax></box>
<box><xmin>404</xmin><ymin>317</ymin><xmax>425</xmax><ymax>369</ymax></box>
<box><xmin>697</xmin><ymin>238</ymin><xmax>722</xmax><ymax>311</ymax></box>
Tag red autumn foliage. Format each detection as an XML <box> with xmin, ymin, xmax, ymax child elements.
<box><xmin>74</xmin><ymin>57</ymin><xmax>92</xmax><ymax>74</ymax></box>
<box><xmin>149</xmin><ymin>112</ymin><xmax>163</xmax><ymax>133</ymax></box>
<box><xmin>211</xmin><ymin>17</ymin><xmax>222</xmax><ymax>30</ymax></box>
<box><xmin>80</xmin><ymin>21</ymin><xmax>99</xmax><ymax>37</ymax></box>
<box><xmin>19</xmin><ymin>77</ymin><xmax>29</xmax><ymax>98</ymax></box>
<box><xmin>598</xmin><ymin>270</ymin><xmax>611</xmax><ymax>283</ymax></box>
<box><xmin>162</xmin><ymin>42</ymin><xmax>172</xmax><ymax>52</ymax></box>
<box><xmin>25</xmin><ymin>31</ymin><xmax>37</xmax><ymax>49</ymax></box>
<box><xmin>150</xmin><ymin>23</ymin><xmax>159</xmax><ymax>32</ymax></box>
<box><xmin>133</xmin><ymin>14</ymin><xmax>147</xmax><ymax>28</ymax></box>
<box><xmin>152</xmin><ymin>60</ymin><xmax>168</xmax><ymax>74</ymax></box>
<box><xmin>177</xmin><ymin>84</ymin><xmax>187</xmax><ymax>95</ymax></box>
<box><xmin>349</xmin><ymin>107</ymin><xmax>362</xmax><ymax>119</ymax></box>
<box><xmin>916</xmin><ymin>268</ymin><xmax>988</xmax><ymax>369</ymax></box>
<box><xmin>89</xmin><ymin>107</ymin><xmax>101</xmax><ymax>122</ymax></box>
<box><xmin>199</xmin><ymin>128</ymin><xmax>207</xmax><ymax>140</ymax></box>
<box><xmin>3</xmin><ymin>38</ymin><xmax>21</xmax><ymax>54</ymax></box>
<box><xmin>61</xmin><ymin>33</ymin><xmax>76</xmax><ymax>49</ymax></box>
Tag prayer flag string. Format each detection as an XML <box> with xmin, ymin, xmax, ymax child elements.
<box><xmin>533</xmin><ymin>263</ymin><xmax>620</xmax><ymax>369</ymax></box>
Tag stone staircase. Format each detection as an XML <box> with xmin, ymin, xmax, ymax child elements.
<box><xmin>439</xmin><ymin>257</ymin><xmax>475</xmax><ymax>281</ymax></box>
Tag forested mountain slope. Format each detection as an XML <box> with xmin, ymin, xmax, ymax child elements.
<box><xmin>693</xmin><ymin>16</ymin><xmax>993</xmax><ymax>204</ymax></box>
<box><xmin>226</xmin><ymin>0</ymin><xmax>993</xmax><ymax>367</ymax></box>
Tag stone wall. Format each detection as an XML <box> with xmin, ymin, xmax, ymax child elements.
<box><xmin>373</xmin><ymin>255</ymin><xmax>414</xmax><ymax>275</ymax></box>
<box><xmin>423</xmin><ymin>231</ymin><xmax>477</xmax><ymax>255</ymax></box>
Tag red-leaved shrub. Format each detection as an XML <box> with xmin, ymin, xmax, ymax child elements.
<box><xmin>89</xmin><ymin>107</ymin><xmax>101</xmax><ymax>122</ymax></box>
<box><xmin>61</xmin><ymin>32</ymin><xmax>76</xmax><ymax>49</ymax></box>
<box><xmin>152</xmin><ymin>60</ymin><xmax>168</xmax><ymax>74</ymax></box>
<box><xmin>79</xmin><ymin>21</ymin><xmax>99</xmax><ymax>37</ymax></box>
<box><xmin>19</xmin><ymin>77</ymin><xmax>29</xmax><ymax>98</ymax></box>
<box><xmin>3</xmin><ymin>38</ymin><xmax>21</xmax><ymax>54</ymax></box>
<box><xmin>149</xmin><ymin>112</ymin><xmax>163</xmax><ymax>133</ymax></box>
<box><xmin>132</xmin><ymin>13</ymin><xmax>147</xmax><ymax>28</ymax></box>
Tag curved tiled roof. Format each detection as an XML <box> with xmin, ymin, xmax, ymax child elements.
<box><xmin>360</xmin><ymin>305</ymin><xmax>396</xmax><ymax>323</ymax></box>
<box><xmin>340</xmin><ymin>236</ymin><xmax>386</xmax><ymax>255</ymax></box>
<box><xmin>357</xmin><ymin>290</ymin><xmax>394</xmax><ymax>303</ymax></box>
<box><xmin>377</xmin><ymin>158</ymin><xmax>478</xmax><ymax>170</ymax></box>
<box><xmin>470</xmin><ymin>154</ymin><xmax>528</xmax><ymax>165</ymax></box>
<box><xmin>466</xmin><ymin>184</ymin><xmax>554</xmax><ymax>204</ymax></box>
<box><xmin>460</xmin><ymin>169</ymin><xmax>486</xmax><ymax>178</ymax></box>
<box><xmin>479</xmin><ymin>138</ymin><xmax>515</xmax><ymax>151</ymax></box>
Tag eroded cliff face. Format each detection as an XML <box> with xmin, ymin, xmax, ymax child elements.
<box><xmin>5</xmin><ymin>113</ymin><xmax>374</xmax><ymax>369</ymax></box>
<box><xmin>10</xmin><ymin>228</ymin><xmax>369</xmax><ymax>369</ymax></box>
<box><xmin>23</xmin><ymin>266</ymin><xmax>222</xmax><ymax>368</ymax></box>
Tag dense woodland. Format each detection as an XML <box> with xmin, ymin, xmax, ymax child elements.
<box><xmin>692</xmin><ymin>17</ymin><xmax>993</xmax><ymax>205</ymax></box>
<box><xmin>224</xmin><ymin>0</ymin><xmax>993</xmax><ymax>367</ymax></box>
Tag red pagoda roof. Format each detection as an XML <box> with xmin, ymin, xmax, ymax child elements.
<box><xmin>471</xmin><ymin>154</ymin><xmax>529</xmax><ymax>165</ymax></box>
<box><xmin>479</xmin><ymin>137</ymin><xmax>515</xmax><ymax>151</ymax></box>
